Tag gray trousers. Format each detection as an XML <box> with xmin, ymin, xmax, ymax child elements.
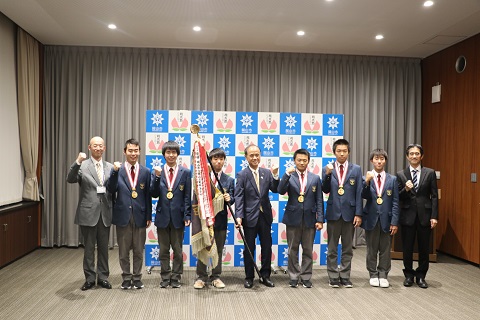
<box><xmin>286</xmin><ymin>223</ymin><xmax>316</xmax><ymax>281</ymax></box>
<box><xmin>196</xmin><ymin>229</ymin><xmax>227</xmax><ymax>281</ymax></box>
<box><xmin>80</xmin><ymin>216</ymin><xmax>110</xmax><ymax>283</ymax></box>
<box><xmin>327</xmin><ymin>218</ymin><xmax>354</xmax><ymax>280</ymax></box>
<box><xmin>157</xmin><ymin>223</ymin><xmax>185</xmax><ymax>281</ymax></box>
<box><xmin>365</xmin><ymin>222</ymin><xmax>392</xmax><ymax>279</ymax></box>
<box><xmin>116</xmin><ymin>215</ymin><xmax>146</xmax><ymax>281</ymax></box>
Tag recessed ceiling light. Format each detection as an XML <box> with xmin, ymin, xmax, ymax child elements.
<box><xmin>297</xmin><ymin>30</ymin><xmax>305</xmax><ymax>36</ymax></box>
<box><xmin>108</xmin><ymin>24</ymin><xmax>117</xmax><ymax>30</ymax></box>
<box><xmin>193</xmin><ymin>26</ymin><xmax>202</xmax><ymax>32</ymax></box>
<box><xmin>424</xmin><ymin>1</ymin><xmax>434</xmax><ymax>7</ymax></box>
<box><xmin>375</xmin><ymin>34</ymin><xmax>384</xmax><ymax>40</ymax></box>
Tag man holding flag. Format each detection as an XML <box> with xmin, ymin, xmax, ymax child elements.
<box><xmin>193</xmin><ymin>148</ymin><xmax>235</xmax><ymax>289</ymax></box>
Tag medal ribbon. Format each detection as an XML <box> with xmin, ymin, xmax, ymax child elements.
<box><xmin>164</xmin><ymin>165</ymin><xmax>179</xmax><ymax>190</ymax></box>
<box><xmin>125</xmin><ymin>162</ymin><xmax>139</xmax><ymax>190</ymax></box>
<box><xmin>373</xmin><ymin>171</ymin><xmax>386</xmax><ymax>197</ymax></box>
<box><xmin>296</xmin><ymin>169</ymin><xmax>308</xmax><ymax>194</ymax></box>
<box><xmin>335</xmin><ymin>162</ymin><xmax>348</xmax><ymax>187</ymax></box>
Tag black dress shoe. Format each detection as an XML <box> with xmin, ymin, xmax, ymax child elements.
<box><xmin>98</xmin><ymin>279</ymin><xmax>112</xmax><ymax>289</ymax></box>
<box><xmin>416</xmin><ymin>278</ymin><xmax>428</xmax><ymax>289</ymax></box>
<box><xmin>403</xmin><ymin>277</ymin><xmax>414</xmax><ymax>287</ymax></box>
<box><xmin>244</xmin><ymin>279</ymin><xmax>253</xmax><ymax>288</ymax></box>
<box><xmin>81</xmin><ymin>281</ymin><xmax>95</xmax><ymax>291</ymax></box>
<box><xmin>259</xmin><ymin>277</ymin><xmax>275</xmax><ymax>287</ymax></box>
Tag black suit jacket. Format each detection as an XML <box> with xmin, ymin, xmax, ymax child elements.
<box><xmin>212</xmin><ymin>172</ymin><xmax>235</xmax><ymax>230</ymax></box>
<box><xmin>396</xmin><ymin>166</ymin><xmax>438</xmax><ymax>227</ymax></box>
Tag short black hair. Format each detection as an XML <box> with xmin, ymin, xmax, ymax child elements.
<box><xmin>405</xmin><ymin>144</ymin><xmax>424</xmax><ymax>156</ymax></box>
<box><xmin>369</xmin><ymin>148</ymin><xmax>388</xmax><ymax>161</ymax></box>
<box><xmin>333</xmin><ymin>139</ymin><xmax>350</xmax><ymax>152</ymax></box>
<box><xmin>162</xmin><ymin>140</ymin><xmax>180</xmax><ymax>156</ymax></box>
<box><xmin>124</xmin><ymin>138</ymin><xmax>140</xmax><ymax>152</ymax></box>
<box><xmin>244</xmin><ymin>144</ymin><xmax>260</xmax><ymax>156</ymax></box>
<box><xmin>209</xmin><ymin>148</ymin><xmax>226</xmax><ymax>160</ymax></box>
<box><xmin>293</xmin><ymin>148</ymin><xmax>310</xmax><ymax>161</ymax></box>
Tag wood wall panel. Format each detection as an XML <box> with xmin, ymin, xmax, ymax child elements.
<box><xmin>421</xmin><ymin>33</ymin><xmax>480</xmax><ymax>264</ymax></box>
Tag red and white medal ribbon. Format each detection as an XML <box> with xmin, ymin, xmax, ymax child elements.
<box><xmin>335</xmin><ymin>162</ymin><xmax>348</xmax><ymax>187</ymax></box>
<box><xmin>164</xmin><ymin>165</ymin><xmax>179</xmax><ymax>190</ymax></box>
<box><xmin>296</xmin><ymin>169</ymin><xmax>308</xmax><ymax>194</ymax></box>
<box><xmin>373</xmin><ymin>171</ymin><xmax>386</xmax><ymax>197</ymax></box>
<box><xmin>125</xmin><ymin>162</ymin><xmax>139</xmax><ymax>190</ymax></box>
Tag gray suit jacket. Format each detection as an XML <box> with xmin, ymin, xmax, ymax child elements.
<box><xmin>67</xmin><ymin>159</ymin><xmax>113</xmax><ymax>227</ymax></box>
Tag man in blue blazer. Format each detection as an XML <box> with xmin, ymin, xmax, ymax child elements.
<box><xmin>278</xmin><ymin>149</ymin><xmax>324</xmax><ymax>288</ymax></box>
<box><xmin>235</xmin><ymin>144</ymin><xmax>279</xmax><ymax>288</ymax></box>
<box><xmin>151</xmin><ymin>141</ymin><xmax>191</xmax><ymax>289</ymax></box>
<box><xmin>108</xmin><ymin>138</ymin><xmax>152</xmax><ymax>290</ymax></box>
<box><xmin>194</xmin><ymin>148</ymin><xmax>235</xmax><ymax>289</ymax></box>
<box><xmin>361</xmin><ymin>149</ymin><xmax>399</xmax><ymax>288</ymax></box>
<box><xmin>322</xmin><ymin>139</ymin><xmax>362</xmax><ymax>288</ymax></box>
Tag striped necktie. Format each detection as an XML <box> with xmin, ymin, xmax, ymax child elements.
<box><xmin>96</xmin><ymin>163</ymin><xmax>103</xmax><ymax>185</ymax></box>
<box><xmin>412</xmin><ymin>170</ymin><xmax>418</xmax><ymax>191</ymax></box>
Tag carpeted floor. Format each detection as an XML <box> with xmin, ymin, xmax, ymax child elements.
<box><xmin>0</xmin><ymin>246</ymin><xmax>479</xmax><ymax>320</ymax></box>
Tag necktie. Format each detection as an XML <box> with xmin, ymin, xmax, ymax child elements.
<box><xmin>169</xmin><ymin>167</ymin><xmax>174</xmax><ymax>183</ymax></box>
<box><xmin>301</xmin><ymin>172</ymin><xmax>304</xmax><ymax>182</ymax></box>
<box><xmin>254</xmin><ymin>171</ymin><xmax>260</xmax><ymax>192</ymax></box>
<box><xmin>96</xmin><ymin>163</ymin><xmax>103</xmax><ymax>185</ymax></box>
<box><xmin>412</xmin><ymin>170</ymin><xmax>418</xmax><ymax>191</ymax></box>
<box><xmin>339</xmin><ymin>164</ymin><xmax>344</xmax><ymax>179</ymax></box>
<box><xmin>130</xmin><ymin>165</ymin><xmax>135</xmax><ymax>181</ymax></box>
<box><xmin>377</xmin><ymin>174</ymin><xmax>381</xmax><ymax>191</ymax></box>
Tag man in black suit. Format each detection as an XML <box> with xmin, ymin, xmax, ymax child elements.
<box><xmin>234</xmin><ymin>144</ymin><xmax>279</xmax><ymax>288</ymax></box>
<box><xmin>396</xmin><ymin>144</ymin><xmax>438</xmax><ymax>289</ymax></box>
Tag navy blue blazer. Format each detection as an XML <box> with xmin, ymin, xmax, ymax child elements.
<box><xmin>278</xmin><ymin>171</ymin><xmax>324</xmax><ymax>228</ymax></box>
<box><xmin>150</xmin><ymin>166</ymin><xmax>192</xmax><ymax>229</ymax></box>
<box><xmin>108</xmin><ymin>164</ymin><xmax>152</xmax><ymax>228</ymax></box>
<box><xmin>234</xmin><ymin>167</ymin><xmax>279</xmax><ymax>228</ymax></box>
<box><xmin>321</xmin><ymin>163</ymin><xmax>363</xmax><ymax>222</ymax></box>
<box><xmin>212</xmin><ymin>173</ymin><xmax>235</xmax><ymax>230</ymax></box>
<box><xmin>361</xmin><ymin>173</ymin><xmax>399</xmax><ymax>233</ymax></box>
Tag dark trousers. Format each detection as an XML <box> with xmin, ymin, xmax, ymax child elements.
<box><xmin>157</xmin><ymin>222</ymin><xmax>185</xmax><ymax>281</ymax></box>
<box><xmin>80</xmin><ymin>216</ymin><xmax>110</xmax><ymax>283</ymax></box>
<box><xmin>116</xmin><ymin>215</ymin><xmax>146</xmax><ymax>281</ymax></box>
<box><xmin>401</xmin><ymin>216</ymin><xmax>431</xmax><ymax>279</ymax></box>
<box><xmin>243</xmin><ymin>213</ymin><xmax>272</xmax><ymax>280</ymax></box>
<box><xmin>196</xmin><ymin>229</ymin><xmax>227</xmax><ymax>281</ymax></box>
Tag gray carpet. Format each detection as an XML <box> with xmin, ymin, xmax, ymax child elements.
<box><xmin>0</xmin><ymin>246</ymin><xmax>479</xmax><ymax>320</ymax></box>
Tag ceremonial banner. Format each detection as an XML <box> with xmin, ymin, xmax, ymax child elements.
<box><xmin>145</xmin><ymin>110</ymin><xmax>344</xmax><ymax>267</ymax></box>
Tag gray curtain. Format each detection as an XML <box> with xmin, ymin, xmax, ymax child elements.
<box><xmin>42</xmin><ymin>46</ymin><xmax>421</xmax><ymax>247</ymax></box>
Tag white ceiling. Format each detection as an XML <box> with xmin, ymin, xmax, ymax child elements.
<box><xmin>1</xmin><ymin>0</ymin><xmax>480</xmax><ymax>58</ymax></box>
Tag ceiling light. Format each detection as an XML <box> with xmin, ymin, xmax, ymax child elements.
<box><xmin>108</xmin><ymin>24</ymin><xmax>117</xmax><ymax>30</ymax></box>
<box><xmin>297</xmin><ymin>30</ymin><xmax>305</xmax><ymax>36</ymax></box>
<box><xmin>423</xmin><ymin>1</ymin><xmax>434</xmax><ymax>7</ymax></box>
<box><xmin>375</xmin><ymin>34</ymin><xmax>384</xmax><ymax>40</ymax></box>
<box><xmin>193</xmin><ymin>26</ymin><xmax>201</xmax><ymax>32</ymax></box>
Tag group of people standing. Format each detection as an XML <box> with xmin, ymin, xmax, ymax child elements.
<box><xmin>67</xmin><ymin>136</ymin><xmax>438</xmax><ymax>291</ymax></box>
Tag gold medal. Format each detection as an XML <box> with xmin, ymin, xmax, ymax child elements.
<box><xmin>376</xmin><ymin>197</ymin><xmax>383</xmax><ymax>205</ymax></box>
<box><xmin>298</xmin><ymin>194</ymin><xmax>304</xmax><ymax>203</ymax></box>
<box><xmin>338</xmin><ymin>187</ymin><xmax>344</xmax><ymax>195</ymax></box>
<box><xmin>131</xmin><ymin>190</ymin><xmax>138</xmax><ymax>199</ymax></box>
<box><xmin>166</xmin><ymin>191</ymin><xmax>174</xmax><ymax>200</ymax></box>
